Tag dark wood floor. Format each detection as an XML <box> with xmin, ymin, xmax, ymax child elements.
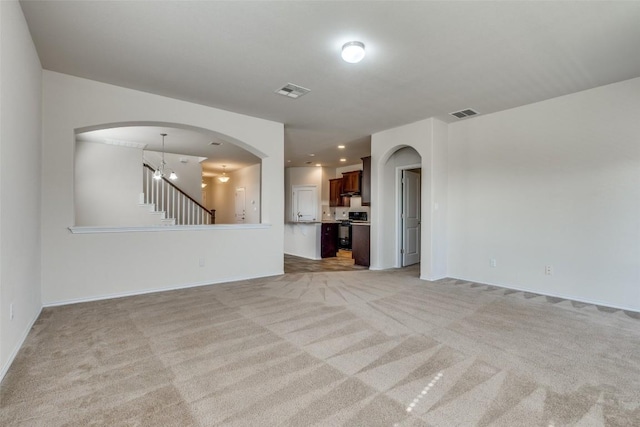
<box><xmin>284</xmin><ymin>251</ymin><xmax>368</xmax><ymax>273</ymax></box>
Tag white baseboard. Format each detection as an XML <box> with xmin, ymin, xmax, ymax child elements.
<box><xmin>284</xmin><ymin>251</ymin><xmax>321</xmax><ymax>261</ymax></box>
<box><xmin>448</xmin><ymin>275</ymin><xmax>639</xmax><ymax>313</ymax></box>
<box><xmin>420</xmin><ymin>274</ymin><xmax>447</xmax><ymax>281</ymax></box>
<box><xmin>43</xmin><ymin>271</ymin><xmax>284</xmax><ymax>308</ymax></box>
<box><xmin>0</xmin><ymin>306</ymin><xmax>43</xmax><ymax>383</ymax></box>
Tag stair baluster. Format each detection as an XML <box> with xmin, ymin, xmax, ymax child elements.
<box><xmin>142</xmin><ymin>164</ymin><xmax>214</xmax><ymax>225</ymax></box>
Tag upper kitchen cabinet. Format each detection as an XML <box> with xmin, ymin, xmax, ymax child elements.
<box><xmin>361</xmin><ymin>156</ymin><xmax>371</xmax><ymax>206</ymax></box>
<box><xmin>342</xmin><ymin>170</ymin><xmax>362</xmax><ymax>194</ymax></box>
<box><xmin>329</xmin><ymin>178</ymin><xmax>346</xmax><ymax>207</ymax></box>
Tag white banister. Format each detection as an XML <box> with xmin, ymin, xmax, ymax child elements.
<box><xmin>142</xmin><ymin>164</ymin><xmax>213</xmax><ymax>225</ymax></box>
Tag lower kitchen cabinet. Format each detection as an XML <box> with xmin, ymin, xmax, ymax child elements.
<box><xmin>321</xmin><ymin>223</ymin><xmax>338</xmax><ymax>258</ymax></box>
<box><xmin>352</xmin><ymin>224</ymin><xmax>370</xmax><ymax>267</ymax></box>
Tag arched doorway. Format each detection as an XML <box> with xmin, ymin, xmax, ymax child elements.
<box><xmin>375</xmin><ymin>146</ymin><xmax>423</xmax><ymax>270</ymax></box>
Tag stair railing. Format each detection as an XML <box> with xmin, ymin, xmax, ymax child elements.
<box><xmin>143</xmin><ymin>164</ymin><xmax>215</xmax><ymax>225</ymax></box>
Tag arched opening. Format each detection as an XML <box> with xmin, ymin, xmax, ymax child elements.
<box><xmin>73</xmin><ymin>122</ymin><xmax>263</xmax><ymax>226</ymax></box>
<box><xmin>377</xmin><ymin>145</ymin><xmax>423</xmax><ymax>271</ymax></box>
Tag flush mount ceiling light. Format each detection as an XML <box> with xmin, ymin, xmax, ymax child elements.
<box><xmin>218</xmin><ymin>165</ymin><xmax>230</xmax><ymax>183</ymax></box>
<box><xmin>341</xmin><ymin>41</ymin><xmax>365</xmax><ymax>63</ymax></box>
<box><xmin>153</xmin><ymin>133</ymin><xmax>178</xmax><ymax>181</ymax></box>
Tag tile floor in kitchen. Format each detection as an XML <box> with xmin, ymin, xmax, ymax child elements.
<box><xmin>284</xmin><ymin>250</ymin><xmax>369</xmax><ymax>273</ymax></box>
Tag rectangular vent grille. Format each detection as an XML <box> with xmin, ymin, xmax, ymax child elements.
<box><xmin>275</xmin><ymin>83</ymin><xmax>311</xmax><ymax>99</ymax></box>
<box><xmin>103</xmin><ymin>138</ymin><xmax>147</xmax><ymax>149</ymax></box>
<box><xmin>450</xmin><ymin>108</ymin><xmax>479</xmax><ymax>119</ymax></box>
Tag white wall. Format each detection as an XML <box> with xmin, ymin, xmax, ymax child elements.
<box><xmin>232</xmin><ymin>164</ymin><xmax>261</xmax><ymax>224</ymax></box>
<box><xmin>370</xmin><ymin>118</ymin><xmax>449</xmax><ymax>279</ymax></box>
<box><xmin>285</xmin><ymin>167</ymin><xmax>324</xmax><ymax>222</ymax></box>
<box><xmin>0</xmin><ymin>1</ymin><xmax>43</xmax><ymax>379</ymax></box>
<box><xmin>75</xmin><ymin>141</ymin><xmax>145</xmax><ymax>226</ymax></box>
<box><xmin>209</xmin><ymin>177</ymin><xmax>229</xmax><ymax>223</ymax></box>
<box><xmin>208</xmin><ymin>163</ymin><xmax>260</xmax><ymax>224</ymax></box>
<box><xmin>41</xmin><ymin>71</ymin><xmax>284</xmax><ymax>305</ymax></box>
<box><xmin>447</xmin><ymin>77</ymin><xmax>640</xmax><ymax>311</ymax></box>
<box><xmin>336</xmin><ymin>163</ymin><xmax>362</xmax><ymax>176</ymax></box>
<box><xmin>431</xmin><ymin>119</ymin><xmax>448</xmax><ymax>279</ymax></box>
<box><xmin>319</xmin><ymin>167</ymin><xmax>332</xmax><ymax>220</ymax></box>
<box><xmin>283</xmin><ymin>223</ymin><xmax>322</xmax><ymax>260</ymax></box>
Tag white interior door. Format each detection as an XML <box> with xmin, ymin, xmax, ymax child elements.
<box><xmin>292</xmin><ymin>185</ymin><xmax>317</xmax><ymax>222</ymax></box>
<box><xmin>402</xmin><ymin>170</ymin><xmax>421</xmax><ymax>266</ymax></box>
<box><xmin>235</xmin><ymin>187</ymin><xmax>246</xmax><ymax>223</ymax></box>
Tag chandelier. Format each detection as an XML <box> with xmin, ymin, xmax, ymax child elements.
<box><xmin>218</xmin><ymin>165</ymin><xmax>230</xmax><ymax>183</ymax></box>
<box><xmin>153</xmin><ymin>133</ymin><xmax>177</xmax><ymax>181</ymax></box>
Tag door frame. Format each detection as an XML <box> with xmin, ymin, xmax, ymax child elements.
<box><xmin>395</xmin><ymin>163</ymin><xmax>422</xmax><ymax>268</ymax></box>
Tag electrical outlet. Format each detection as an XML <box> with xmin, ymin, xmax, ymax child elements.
<box><xmin>199</xmin><ymin>258</ymin><xmax>205</xmax><ymax>267</ymax></box>
<box><xmin>10</xmin><ymin>303</ymin><xmax>14</xmax><ymax>320</ymax></box>
<box><xmin>545</xmin><ymin>265</ymin><xmax>553</xmax><ymax>275</ymax></box>
<box><xmin>490</xmin><ymin>259</ymin><xmax>497</xmax><ymax>268</ymax></box>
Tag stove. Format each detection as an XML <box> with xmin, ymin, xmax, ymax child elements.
<box><xmin>338</xmin><ymin>212</ymin><xmax>368</xmax><ymax>250</ymax></box>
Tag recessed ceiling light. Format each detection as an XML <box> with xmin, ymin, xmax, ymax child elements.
<box><xmin>315</xmin><ymin>163</ymin><xmax>321</xmax><ymax>167</ymax></box>
<box><xmin>340</xmin><ymin>158</ymin><xmax>346</xmax><ymax>162</ymax></box>
<box><xmin>342</xmin><ymin>41</ymin><xmax>365</xmax><ymax>63</ymax></box>
<box><xmin>309</xmin><ymin>154</ymin><xmax>315</xmax><ymax>157</ymax></box>
<box><xmin>287</xmin><ymin>160</ymin><xmax>291</xmax><ymax>163</ymax></box>
<box><xmin>338</xmin><ymin>145</ymin><xmax>345</xmax><ymax>149</ymax></box>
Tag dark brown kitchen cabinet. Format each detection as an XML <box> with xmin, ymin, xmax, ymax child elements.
<box><xmin>321</xmin><ymin>223</ymin><xmax>338</xmax><ymax>258</ymax></box>
<box><xmin>329</xmin><ymin>178</ymin><xmax>347</xmax><ymax>207</ymax></box>
<box><xmin>342</xmin><ymin>170</ymin><xmax>361</xmax><ymax>194</ymax></box>
<box><xmin>352</xmin><ymin>225</ymin><xmax>370</xmax><ymax>267</ymax></box>
<box><xmin>361</xmin><ymin>156</ymin><xmax>371</xmax><ymax>206</ymax></box>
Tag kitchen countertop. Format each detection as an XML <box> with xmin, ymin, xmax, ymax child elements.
<box><xmin>351</xmin><ymin>222</ymin><xmax>370</xmax><ymax>226</ymax></box>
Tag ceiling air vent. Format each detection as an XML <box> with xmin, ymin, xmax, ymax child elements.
<box><xmin>275</xmin><ymin>83</ymin><xmax>311</xmax><ymax>99</ymax></box>
<box><xmin>450</xmin><ymin>108</ymin><xmax>479</xmax><ymax>119</ymax></box>
<box><xmin>103</xmin><ymin>138</ymin><xmax>147</xmax><ymax>149</ymax></box>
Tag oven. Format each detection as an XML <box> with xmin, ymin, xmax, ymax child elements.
<box><xmin>338</xmin><ymin>212</ymin><xmax>368</xmax><ymax>250</ymax></box>
<box><xmin>338</xmin><ymin>221</ymin><xmax>352</xmax><ymax>250</ymax></box>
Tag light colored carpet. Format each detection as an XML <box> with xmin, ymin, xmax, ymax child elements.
<box><xmin>2</xmin><ymin>267</ymin><xmax>639</xmax><ymax>426</ymax></box>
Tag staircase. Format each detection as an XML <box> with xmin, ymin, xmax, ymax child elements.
<box><xmin>142</xmin><ymin>164</ymin><xmax>215</xmax><ymax>225</ymax></box>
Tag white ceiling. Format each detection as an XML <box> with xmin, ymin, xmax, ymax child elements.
<box><xmin>76</xmin><ymin>125</ymin><xmax>260</xmax><ymax>176</ymax></box>
<box><xmin>21</xmin><ymin>1</ymin><xmax>640</xmax><ymax>168</ymax></box>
